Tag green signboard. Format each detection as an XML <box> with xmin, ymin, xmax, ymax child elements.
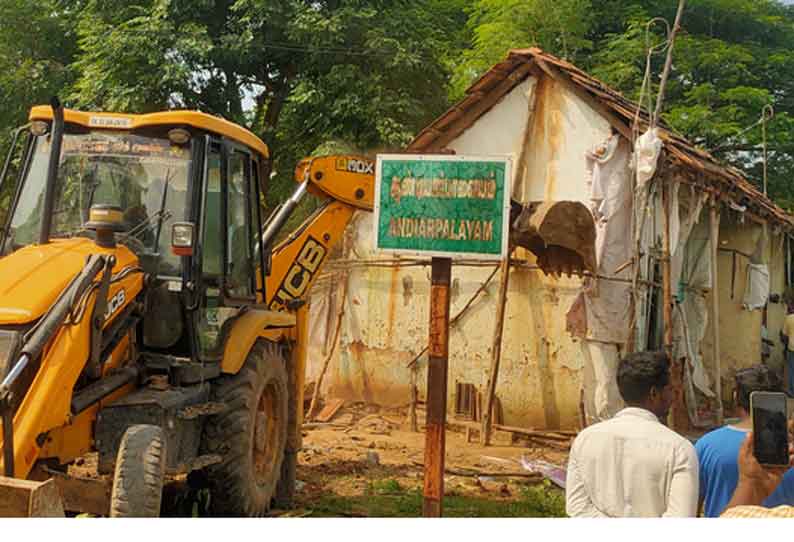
<box><xmin>374</xmin><ymin>154</ymin><xmax>511</xmax><ymax>259</ymax></box>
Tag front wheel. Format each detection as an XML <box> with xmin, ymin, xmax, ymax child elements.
<box><xmin>109</xmin><ymin>424</ymin><xmax>166</xmax><ymax>517</ymax></box>
<box><xmin>201</xmin><ymin>340</ymin><xmax>289</xmax><ymax>516</ymax></box>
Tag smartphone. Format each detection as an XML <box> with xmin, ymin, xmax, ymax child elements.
<box><xmin>750</xmin><ymin>391</ymin><xmax>789</xmax><ymax>467</ymax></box>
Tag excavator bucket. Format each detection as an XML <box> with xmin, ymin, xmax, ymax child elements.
<box><xmin>510</xmin><ymin>200</ymin><xmax>597</xmax><ymax>277</ymax></box>
<box><xmin>0</xmin><ymin>476</ymin><xmax>65</xmax><ymax>517</ymax></box>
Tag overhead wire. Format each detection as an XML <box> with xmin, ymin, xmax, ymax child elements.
<box><xmin>708</xmin><ymin>105</ymin><xmax>775</xmax><ymax>154</ymax></box>
<box><xmin>633</xmin><ymin>17</ymin><xmax>672</xmax><ymax>137</ymax></box>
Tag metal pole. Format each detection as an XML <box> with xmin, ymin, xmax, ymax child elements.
<box><xmin>653</xmin><ymin>0</ymin><xmax>687</xmax><ymax>126</ymax></box>
<box><xmin>481</xmin><ymin>251</ymin><xmax>512</xmax><ymax>445</ymax></box>
<box><xmin>423</xmin><ymin>257</ymin><xmax>451</xmax><ymax>517</ymax></box>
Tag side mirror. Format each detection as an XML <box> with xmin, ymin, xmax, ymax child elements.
<box><xmin>171</xmin><ymin>222</ymin><xmax>195</xmax><ymax>256</ymax></box>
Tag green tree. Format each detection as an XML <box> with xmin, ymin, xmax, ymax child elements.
<box><xmin>0</xmin><ymin>0</ymin><xmax>80</xmax><ymax>134</ymax></box>
<box><xmin>453</xmin><ymin>0</ymin><xmax>794</xmax><ymax>208</ymax></box>
<box><xmin>450</xmin><ymin>0</ymin><xmax>594</xmax><ymax>99</ymax></box>
<box><xmin>0</xmin><ymin>0</ymin><xmax>82</xmax><ymax>220</ymax></box>
<box><xmin>69</xmin><ymin>0</ymin><xmax>466</xmax><ymax>206</ymax></box>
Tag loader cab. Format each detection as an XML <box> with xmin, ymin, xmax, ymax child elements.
<box><xmin>0</xmin><ymin>107</ymin><xmax>270</xmax><ymax>364</ymax></box>
<box><xmin>190</xmin><ymin>136</ymin><xmax>269</xmax><ymax>361</ymax></box>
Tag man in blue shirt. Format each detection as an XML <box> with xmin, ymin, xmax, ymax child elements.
<box><xmin>696</xmin><ymin>364</ymin><xmax>794</xmax><ymax>516</ymax></box>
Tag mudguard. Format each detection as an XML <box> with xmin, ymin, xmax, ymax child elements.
<box><xmin>220</xmin><ymin>309</ymin><xmax>296</xmax><ymax>375</ymax></box>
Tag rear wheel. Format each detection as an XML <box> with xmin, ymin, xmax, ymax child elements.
<box><xmin>201</xmin><ymin>340</ymin><xmax>289</xmax><ymax>516</ymax></box>
<box><xmin>109</xmin><ymin>424</ymin><xmax>166</xmax><ymax>517</ymax></box>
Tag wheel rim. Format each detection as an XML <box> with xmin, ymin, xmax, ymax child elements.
<box><xmin>253</xmin><ymin>380</ymin><xmax>283</xmax><ymax>486</ymax></box>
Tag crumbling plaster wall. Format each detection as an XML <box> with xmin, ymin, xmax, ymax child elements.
<box><xmin>306</xmin><ymin>75</ymin><xmax>614</xmax><ymax>430</ymax></box>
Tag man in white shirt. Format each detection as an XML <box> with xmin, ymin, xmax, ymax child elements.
<box><xmin>565</xmin><ymin>350</ymin><xmax>699</xmax><ymax>517</ymax></box>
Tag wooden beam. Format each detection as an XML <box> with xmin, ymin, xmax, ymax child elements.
<box><xmin>307</xmin><ymin>274</ymin><xmax>348</xmax><ymax>421</ymax></box>
<box><xmin>48</xmin><ymin>471</ymin><xmax>110</xmax><ymax>516</ymax></box>
<box><xmin>533</xmin><ymin>57</ymin><xmax>632</xmax><ymax>140</ymax></box>
<box><xmin>663</xmin><ymin>178</ymin><xmax>688</xmax><ymax>432</ymax></box>
<box><xmin>492</xmin><ymin>424</ymin><xmax>576</xmax><ymax>440</ymax></box>
<box><xmin>511</xmin><ymin>77</ymin><xmax>541</xmax><ymax>200</ymax></box>
<box><xmin>423</xmin><ymin>258</ymin><xmax>452</xmax><ymax>517</ymax></box>
<box><xmin>315</xmin><ymin>398</ymin><xmax>345</xmax><ymax>423</ymax></box>
<box><xmin>481</xmin><ymin>253</ymin><xmax>512</xmax><ymax>446</ymax></box>
<box><xmin>710</xmin><ymin>201</ymin><xmax>724</xmax><ymax>425</ymax></box>
<box><xmin>0</xmin><ymin>476</ymin><xmax>64</xmax><ymax>517</ymax></box>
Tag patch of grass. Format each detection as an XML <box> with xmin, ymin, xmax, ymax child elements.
<box><xmin>368</xmin><ymin>478</ymin><xmax>403</xmax><ymax>495</ymax></box>
<box><xmin>304</xmin><ymin>480</ymin><xmax>567</xmax><ymax>518</ymax></box>
<box><xmin>517</xmin><ymin>480</ymin><xmax>566</xmax><ymax>517</ymax></box>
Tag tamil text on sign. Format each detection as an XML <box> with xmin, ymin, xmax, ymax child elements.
<box><xmin>374</xmin><ymin>154</ymin><xmax>511</xmax><ymax>259</ymax></box>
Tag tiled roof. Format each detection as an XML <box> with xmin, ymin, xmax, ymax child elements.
<box><xmin>409</xmin><ymin>48</ymin><xmax>793</xmax><ymax>228</ymax></box>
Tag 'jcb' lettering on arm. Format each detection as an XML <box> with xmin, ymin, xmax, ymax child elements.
<box><xmin>297</xmin><ymin>238</ymin><xmax>325</xmax><ymax>273</ymax></box>
<box><xmin>268</xmin><ymin>236</ymin><xmax>328</xmax><ymax>312</ymax></box>
<box><xmin>283</xmin><ymin>265</ymin><xmax>310</xmax><ymax>297</ymax></box>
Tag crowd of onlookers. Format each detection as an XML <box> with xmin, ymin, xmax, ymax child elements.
<box><xmin>565</xmin><ymin>352</ymin><xmax>794</xmax><ymax>518</ymax></box>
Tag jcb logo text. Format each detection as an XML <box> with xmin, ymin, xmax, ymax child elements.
<box><xmin>269</xmin><ymin>237</ymin><xmax>327</xmax><ymax>312</ymax></box>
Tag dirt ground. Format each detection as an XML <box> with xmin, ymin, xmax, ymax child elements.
<box><xmin>277</xmin><ymin>402</ymin><xmax>571</xmax><ymax>517</ymax></box>
<box><xmin>63</xmin><ymin>402</ymin><xmax>571</xmax><ymax>517</ymax></box>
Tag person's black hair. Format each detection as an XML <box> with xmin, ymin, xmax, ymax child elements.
<box><xmin>734</xmin><ymin>365</ymin><xmax>781</xmax><ymax>411</ymax></box>
<box><xmin>616</xmin><ymin>351</ymin><xmax>670</xmax><ymax>404</ymax></box>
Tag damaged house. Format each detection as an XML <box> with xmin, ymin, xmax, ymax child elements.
<box><xmin>305</xmin><ymin>48</ymin><xmax>794</xmax><ymax>431</ymax></box>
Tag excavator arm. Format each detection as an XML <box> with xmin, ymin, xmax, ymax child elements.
<box><xmin>263</xmin><ymin>156</ymin><xmax>375</xmax><ymax>313</ymax></box>
<box><xmin>261</xmin><ymin>153</ymin><xmax>597</xmax><ymax>314</ymax></box>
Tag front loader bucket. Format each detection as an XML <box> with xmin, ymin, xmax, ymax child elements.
<box><xmin>510</xmin><ymin>200</ymin><xmax>596</xmax><ymax>277</ymax></box>
<box><xmin>0</xmin><ymin>476</ymin><xmax>65</xmax><ymax>517</ymax></box>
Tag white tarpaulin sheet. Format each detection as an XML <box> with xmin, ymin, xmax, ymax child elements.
<box><xmin>743</xmin><ymin>264</ymin><xmax>770</xmax><ymax>310</ymax></box>
<box><xmin>582</xmin><ymin>135</ymin><xmax>633</xmax><ymax>344</ymax></box>
<box><xmin>581</xmin><ymin>341</ymin><xmax>624</xmax><ymax>424</ymax></box>
<box><xmin>671</xmin><ymin>204</ymin><xmax>715</xmax><ymax>402</ymax></box>
<box><xmin>579</xmin><ymin>134</ymin><xmax>633</xmax><ymax>422</ymax></box>
<box><xmin>632</xmin><ymin>176</ymin><xmax>716</xmax><ymax>424</ymax></box>
<box><xmin>635</xmin><ymin>128</ymin><xmax>663</xmax><ymax>188</ymax></box>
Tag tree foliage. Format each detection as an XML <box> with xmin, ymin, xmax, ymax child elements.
<box><xmin>454</xmin><ymin>0</ymin><xmax>794</xmax><ymax>208</ymax></box>
<box><xmin>66</xmin><ymin>0</ymin><xmax>465</xmax><ymax>205</ymax></box>
<box><xmin>2</xmin><ymin>0</ymin><xmax>794</xmax><ymax>210</ymax></box>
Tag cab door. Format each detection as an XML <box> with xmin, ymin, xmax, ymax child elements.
<box><xmin>194</xmin><ymin>138</ymin><xmax>264</xmax><ymax>361</ymax></box>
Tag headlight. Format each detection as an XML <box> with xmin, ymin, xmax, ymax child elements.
<box><xmin>0</xmin><ymin>330</ymin><xmax>21</xmax><ymax>379</ymax></box>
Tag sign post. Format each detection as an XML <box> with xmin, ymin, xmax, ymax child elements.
<box><xmin>423</xmin><ymin>256</ymin><xmax>451</xmax><ymax>517</ymax></box>
<box><xmin>374</xmin><ymin>154</ymin><xmax>511</xmax><ymax>517</ymax></box>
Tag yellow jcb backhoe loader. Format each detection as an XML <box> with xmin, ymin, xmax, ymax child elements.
<box><xmin>0</xmin><ymin>99</ymin><xmax>595</xmax><ymax>517</ymax></box>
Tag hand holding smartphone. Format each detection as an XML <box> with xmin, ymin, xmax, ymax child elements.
<box><xmin>750</xmin><ymin>391</ymin><xmax>789</xmax><ymax>467</ymax></box>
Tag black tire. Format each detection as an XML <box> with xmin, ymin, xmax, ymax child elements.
<box><xmin>274</xmin><ymin>342</ymin><xmax>300</xmax><ymax>510</ymax></box>
<box><xmin>109</xmin><ymin>424</ymin><xmax>166</xmax><ymax>518</ymax></box>
<box><xmin>273</xmin><ymin>447</ymin><xmax>297</xmax><ymax>509</ymax></box>
<box><xmin>201</xmin><ymin>340</ymin><xmax>289</xmax><ymax>516</ymax></box>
